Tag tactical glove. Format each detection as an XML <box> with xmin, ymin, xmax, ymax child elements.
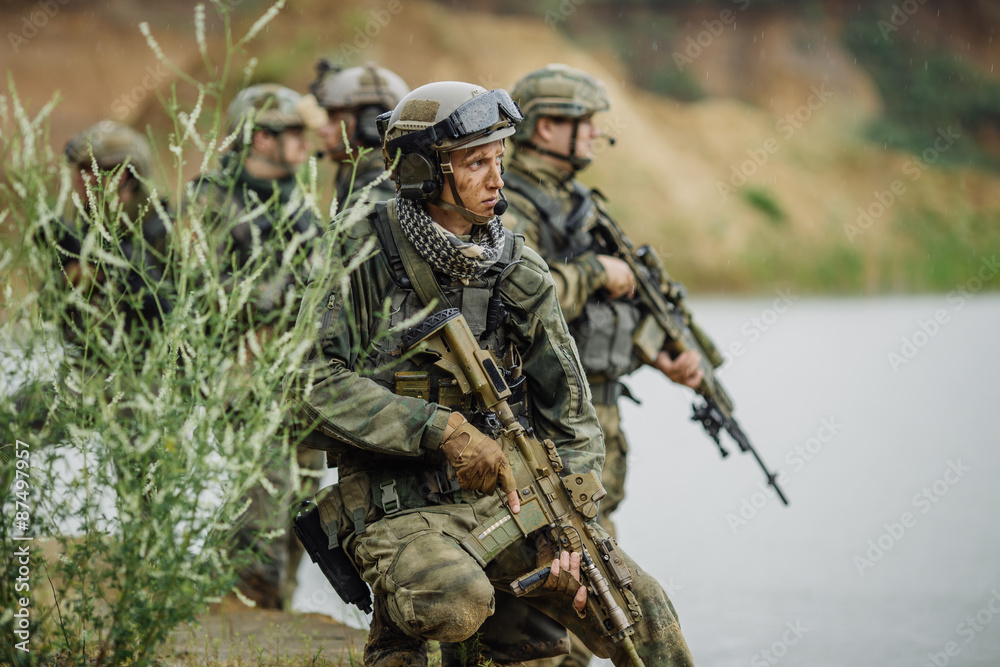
<box><xmin>440</xmin><ymin>413</ymin><xmax>516</xmax><ymax>496</ymax></box>
<box><xmin>543</xmin><ymin>550</ymin><xmax>588</xmax><ymax>617</ymax></box>
<box><xmin>544</xmin><ymin>564</ymin><xmax>584</xmax><ymax>597</ymax></box>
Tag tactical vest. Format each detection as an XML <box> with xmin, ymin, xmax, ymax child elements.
<box><xmin>365</xmin><ymin>201</ymin><xmax>523</xmax><ymax>405</ymax></box>
<box><xmin>324</xmin><ymin>202</ymin><xmax>530</xmax><ymax>522</ymax></box>
<box><xmin>503</xmin><ymin>169</ymin><xmax>639</xmax><ymax>399</ymax></box>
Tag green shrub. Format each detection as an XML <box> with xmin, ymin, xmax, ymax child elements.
<box><xmin>0</xmin><ymin>3</ymin><xmax>375</xmax><ymax>664</ymax></box>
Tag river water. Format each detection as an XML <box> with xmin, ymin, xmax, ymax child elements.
<box><xmin>292</xmin><ymin>294</ymin><xmax>1000</xmax><ymax>667</ymax></box>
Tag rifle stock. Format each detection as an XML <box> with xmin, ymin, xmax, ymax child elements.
<box><xmin>403</xmin><ymin>308</ymin><xmax>646</xmax><ymax>667</ymax></box>
<box><xmin>593</xmin><ymin>213</ymin><xmax>790</xmax><ymax>506</ymax></box>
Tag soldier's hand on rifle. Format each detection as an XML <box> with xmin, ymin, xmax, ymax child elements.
<box><xmin>545</xmin><ymin>550</ymin><xmax>588</xmax><ymax>614</ymax></box>
<box><xmin>597</xmin><ymin>255</ymin><xmax>637</xmax><ymax>300</ymax></box>
<box><xmin>440</xmin><ymin>413</ymin><xmax>520</xmax><ymax>513</ymax></box>
<box><xmin>654</xmin><ymin>349</ymin><xmax>703</xmax><ymax>388</ymax></box>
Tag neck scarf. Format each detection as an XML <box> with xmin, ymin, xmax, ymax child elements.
<box><xmin>395</xmin><ymin>196</ymin><xmax>504</xmax><ymax>283</ymax></box>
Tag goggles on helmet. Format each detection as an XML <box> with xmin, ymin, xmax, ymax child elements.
<box><xmin>383</xmin><ymin>89</ymin><xmax>523</xmax><ymax>155</ymax></box>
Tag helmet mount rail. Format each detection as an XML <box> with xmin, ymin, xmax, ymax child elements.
<box><xmin>381</xmin><ymin>89</ymin><xmax>522</xmax><ymax>157</ymax></box>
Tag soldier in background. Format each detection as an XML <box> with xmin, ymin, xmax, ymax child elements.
<box><xmin>501</xmin><ymin>64</ymin><xmax>704</xmax><ymax>667</ymax></box>
<box><xmin>53</xmin><ymin>120</ymin><xmax>173</xmax><ymax>340</ymax></box>
<box><xmin>185</xmin><ymin>83</ymin><xmax>328</xmax><ymax>609</ymax></box>
<box><xmin>310</xmin><ymin>61</ymin><xmax>409</xmax><ymax>208</ymax></box>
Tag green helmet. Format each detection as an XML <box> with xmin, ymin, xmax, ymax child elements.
<box><xmin>225</xmin><ymin>83</ymin><xmax>327</xmax><ymax>141</ymax></box>
<box><xmin>64</xmin><ymin>121</ymin><xmax>154</xmax><ymax>179</ymax></box>
<box><xmin>378</xmin><ymin>81</ymin><xmax>522</xmax><ymax>223</ymax></box>
<box><xmin>510</xmin><ymin>63</ymin><xmax>611</xmax><ymax>146</ymax></box>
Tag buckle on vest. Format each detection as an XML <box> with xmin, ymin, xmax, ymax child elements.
<box><xmin>379</xmin><ymin>479</ymin><xmax>400</xmax><ymax>514</ymax></box>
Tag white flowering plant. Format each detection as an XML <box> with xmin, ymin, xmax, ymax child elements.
<box><xmin>0</xmin><ymin>2</ymin><xmax>380</xmax><ymax>664</ymax></box>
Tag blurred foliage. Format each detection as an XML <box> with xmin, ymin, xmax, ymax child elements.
<box><xmin>841</xmin><ymin>6</ymin><xmax>1000</xmax><ymax>171</ymax></box>
<box><xmin>743</xmin><ymin>187</ymin><xmax>787</xmax><ymax>227</ymax></box>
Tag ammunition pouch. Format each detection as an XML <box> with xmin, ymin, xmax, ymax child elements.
<box><xmin>588</xmin><ymin>378</ymin><xmax>623</xmax><ymax>405</ymax></box>
<box><xmin>394</xmin><ymin>372</ymin><xmax>471</xmax><ymax>413</ymax></box>
<box><xmin>588</xmin><ymin>379</ymin><xmax>640</xmax><ymax>406</ymax></box>
<box><xmin>572</xmin><ymin>299</ymin><xmax>640</xmax><ymax>380</ymax></box>
<box><xmin>293</xmin><ymin>498</ymin><xmax>373</xmax><ymax>614</ymax></box>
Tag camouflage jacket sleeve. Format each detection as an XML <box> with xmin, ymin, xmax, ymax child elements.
<box><xmin>500</xmin><ymin>243</ymin><xmax>605</xmax><ymax>478</ymax></box>
<box><xmin>293</xmin><ymin>216</ymin><xmax>451</xmax><ymax>457</ymax></box>
<box><xmin>503</xmin><ymin>191</ymin><xmax>607</xmax><ymax>323</ymax></box>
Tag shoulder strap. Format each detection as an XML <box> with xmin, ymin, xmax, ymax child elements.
<box><xmin>502</xmin><ymin>170</ymin><xmax>563</xmax><ymax>225</ymax></box>
<box><xmin>370</xmin><ymin>202</ymin><xmax>406</xmax><ymax>285</ymax></box>
<box><xmin>371</xmin><ymin>201</ymin><xmax>520</xmax><ymax>321</ymax></box>
<box><xmin>384</xmin><ymin>199</ymin><xmax>452</xmax><ymax>309</ymax></box>
<box><xmin>503</xmin><ymin>170</ymin><xmax>594</xmax><ymax>261</ymax></box>
<box><xmin>501</xmin><ymin>170</ymin><xmax>564</xmax><ymax>258</ymax></box>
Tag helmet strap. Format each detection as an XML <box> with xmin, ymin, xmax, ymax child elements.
<box><xmin>434</xmin><ymin>153</ymin><xmax>494</xmax><ymax>225</ymax></box>
<box><xmin>523</xmin><ymin>119</ymin><xmax>592</xmax><ymax>172</ymax></box>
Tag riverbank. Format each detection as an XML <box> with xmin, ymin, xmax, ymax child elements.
<box><xmin>162</xmin><ymin>595</ymin><xmax>369</xmax><ymax>667</ymax></box>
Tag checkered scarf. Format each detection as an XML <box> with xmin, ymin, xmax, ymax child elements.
<box><xmin>395</xmin><ymin>196</ymin><xmax>504</xmax><ymax>283</ymax></box>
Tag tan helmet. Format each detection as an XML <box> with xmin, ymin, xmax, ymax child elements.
<box><xmin>381</xmin><ymin>81</ymin><xmax>520</xmax><ymax>153</ymax></box>
<box><xmin>64</xmin><ymin>121</ymin><xmax>154</xmax><ymax>179</ymax></box>
<box><xmin>378</xmin><ymin>81</ymin><xmax>522</xmax><ymax>222</ymax></box>
<box><xmin>225</xmin><ymin>83</ymin><xmax>327</xmax><ymax>141</ymax></box>
<box><xmin>310</xmin><ymin>61</ymin><xmax>410</xmax><ymax>149</ymax></box>
<box><xmin>310</xmin><ymin>61</ymin><xmax>409</xmax><ymax>112</ymax></box>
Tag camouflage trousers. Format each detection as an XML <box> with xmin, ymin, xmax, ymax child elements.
<box><xmin>348</xmin><ymin>491</ymin><xmax>694</xmax><ymax>666</ymax></box>
<box><xmin>235</xmin><ymin>445</ymin><xmax>327</xmax><ymax>609</ymax></box>
<box><xmin>595</xmin><ymin>402</ymin><xmax>628</xmax><ymax>541</ymax></box>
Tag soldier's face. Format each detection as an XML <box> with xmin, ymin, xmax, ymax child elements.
<box><xmin>278</xmin><ymin>128</ymin><xmax>310</xmax><ymax>167</ymax></box>
<box><xmin>573</xmin><ymin>115</ymin><xmax>602</xmax><ymax>160</ymax></box>
<box><xmin>440</xmin><ymin>140</ymin><xmax>506</xmax><ymax>219</ymax></box>
<box><xmin>73</xmin><ymin>164</ymin><xmax>135</xmax><ymax>208</ymax></box>
<box><xmin>317</xmin><ymin>110</ymin><xmax>355</xmax><ymax>160</ymax></box>
<box><xmin>538</xmin><ymin>114</ymin><xmax>602</xmax><ymax>164</ymax></box>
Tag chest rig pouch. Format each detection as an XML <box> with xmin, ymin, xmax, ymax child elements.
<box><xmin>359</xmin><ymin>201</ymin><xmax>528</xmax><ymax>516</ymax></box>
<box><xmin>504</xmin><ymin>174</ymin><xmax>641</xmax><ymax>387</ymax></box>
<box><xmin>369</xmin><ymin>201</ymin><xmax>524</xmax><ymax>407</ymax></box>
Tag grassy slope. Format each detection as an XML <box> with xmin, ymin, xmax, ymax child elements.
<box><xmin>3</xmin><ymin>0</ymin><xmax>999</xmax><ymax>295</ymax></box>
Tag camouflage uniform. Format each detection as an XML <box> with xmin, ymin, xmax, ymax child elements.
<box><xmin>49</xmin><ymin>121</ymin><xmax>173</xmax><ymax>349</ymax></box>
<box><xmin>499</xmin><ymin>64</ymin><xmax>662</xmax><ymax>667</ymax></box>
<box><xmin>296</xmin><ymin>81</ymin><xmax>695</xmax><ymax>667</ymax></box>
<box><xmin>185</xmin><ymin>84</ymin><xmax>328</xmax><ymax>609</ymax></box>
<box><xmin>502</xmin><ymin>149</ymin><xmax>641</xmax><ymax>539</ymax></box>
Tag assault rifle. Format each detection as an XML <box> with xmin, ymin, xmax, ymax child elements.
<box><xmin>591</xmin><ymin>213</ymin><xmax>789</xmax><ymax>506</ymax></box>
<box><xmin>403</xmin><ymin>309</ymin><xmax>647</xmax><ymax>667</ymax></box>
